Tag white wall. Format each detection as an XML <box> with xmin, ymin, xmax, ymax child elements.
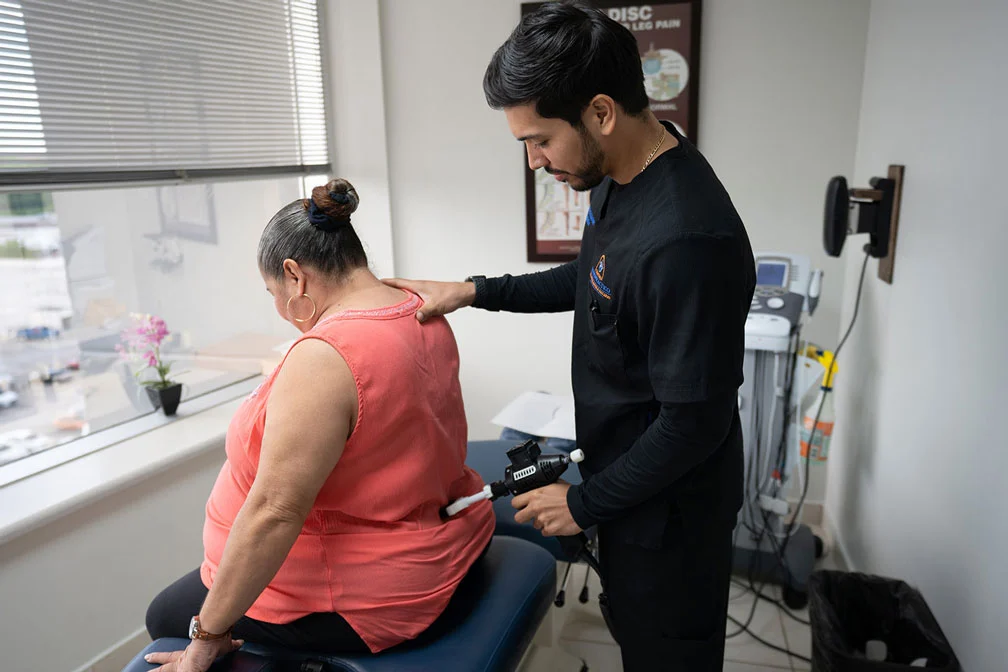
<box><xmin>323</xmin><ymin>0</ymin><xmax>397</xmax><ymax>279</ymax></box>
<box><xmin>379</xmin><ymin>0</ymin><xmax>872</xmax><ymax>485</ymax></box>
<box><xmin>0</xmin><ymin>447</ymin><xmax>223</xmax><ymax>672</ymax></box>
<box><xmin>696</xmin><ymin>0</ymin><xmax>869</xmax><ymax>350</ymax></box>
<box><xmin>379</xmin><ymin>0</ymin><xmax>578</xmax><ymax>438</ymax></box>
<box><xmin>825</xmin><ymin>2</ymin><xmax>1008</xmax><ymax>670</ymax></box>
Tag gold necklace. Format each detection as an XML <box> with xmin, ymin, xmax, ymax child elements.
<box><xmin>641</xmin><ymin>127</ymin><xmax>667</xmax><ymax>172</ymax></box>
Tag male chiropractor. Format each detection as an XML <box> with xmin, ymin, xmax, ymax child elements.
<box><xmin>388</xmin><ymin>3</ymin><xmax>755</xmax><ymax>669</ymax></box>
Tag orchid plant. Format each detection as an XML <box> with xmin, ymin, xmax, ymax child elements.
<box><xmin>116</xmin><ymin>313</ymin><xmax>176</xmax><ymax>389</ymax></box>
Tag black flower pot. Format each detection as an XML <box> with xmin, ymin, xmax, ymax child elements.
<box><xmin>146</xmin><ymin>383</ymin><xmax>183</xmax><ymax>416</ymax></box>
<box><xmin>158</xmin><ymin>383</ymin><xmax>183</xmax><ymax>416</ymax></box>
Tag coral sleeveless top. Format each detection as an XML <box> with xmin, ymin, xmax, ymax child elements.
<box><xmin>200</xmin><ymin>291</ymin><xmax>495</xmax><ymax>653</ymax></box>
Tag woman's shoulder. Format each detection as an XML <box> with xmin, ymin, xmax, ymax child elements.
<box><xmin>276</xmin><ymin>337</ymin><xmax>354</xmax><ymax>388</ymax></box>
<box><xmin>268</xmin><ymin>337</ymin><xmax>357</xmax><ymax>414</ymax></box>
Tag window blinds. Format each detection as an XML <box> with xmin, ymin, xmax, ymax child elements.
<box><xmin>0</xmin><ymin>0</ymin><xmax>330</xmax><ymax>191</ymax></box>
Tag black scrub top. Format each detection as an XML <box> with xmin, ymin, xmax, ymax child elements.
<box><xmin>478</xmin><ymin>122</ymin><xmax>756</xmax><ymax>548</ymax></box>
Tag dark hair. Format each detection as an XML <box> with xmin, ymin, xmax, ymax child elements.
<box><xmin>483</xmin><ymin>1</ymin><xmax>648</xmax><ymax>126</ymax></box>
<box><xmin>257</xmin><ymin>178</ymin><xmax>368</xmax><ymax>281</ymax></box>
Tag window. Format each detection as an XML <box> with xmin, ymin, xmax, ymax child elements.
<box><xmin>0</xmin><ymin>173</ymin><xmax>341</xmax><ymax>474</ymax></box>
<box><xmin>0</xmin><ymin>1</ymin><xmax>333</xmax><ymax>475</ymax></box>
<box><xmin>0</xmin><ymin>0</ymin><xmax>330</xmax><ymax>190</ymax></box>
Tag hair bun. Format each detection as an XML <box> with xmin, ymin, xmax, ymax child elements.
<box><xmin>310</xmin><ymin>178</ymin><xmax>359</xmax><ymax>229</ymax></box>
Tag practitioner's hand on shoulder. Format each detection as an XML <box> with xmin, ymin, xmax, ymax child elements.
<box><xmin>382</xmin><ymin>278</ymin><xmax>476</xmax><ymax>323</ymax></box>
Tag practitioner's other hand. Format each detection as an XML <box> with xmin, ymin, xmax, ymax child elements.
<box><xmin>382</xmin><ymin>278</ymin><xmax>476</xmax><ymax>323</ymax></box>
<box><xmin>513</xmin><ymin>481</ymin><xmax>583</xmax><ymax>538</ymax></box>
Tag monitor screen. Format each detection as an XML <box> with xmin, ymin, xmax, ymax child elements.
<box><xmin>756</xmin><ymin>262</ymin><xmax>788</xmax><ymax>287</ymax></box>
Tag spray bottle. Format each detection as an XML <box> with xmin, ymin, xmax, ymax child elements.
<box><xmin>800</xmin><ymin>350</ymin><xmax>837</xmax><ymax>462</ymax></box>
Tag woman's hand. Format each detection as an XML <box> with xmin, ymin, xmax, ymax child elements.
<box><xmin>144</xmin><ymin>637</ymin><xmax>244</xmax><ymax>672</ymax></box>
<box><xmin>382</xmin><ymin>278</ymin><xmax>476</xmax><ymax>323</ymax></box>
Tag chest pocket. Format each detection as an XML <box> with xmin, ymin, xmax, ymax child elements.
<box><xmin>588</xmin><ymin>301</ymin><xmax>629</xmax><ymax>384</ymax></box>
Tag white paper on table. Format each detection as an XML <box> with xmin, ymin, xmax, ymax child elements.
<box><xmin>490</xmin><ymin>391</ymin><xmax>576</xmax><ymax>441</ymax></box>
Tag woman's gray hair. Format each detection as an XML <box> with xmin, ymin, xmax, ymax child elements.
<box><xmin>257</xmin><ymin>178</ymin><xmax>367</xmax><ymax>281</ymax></box>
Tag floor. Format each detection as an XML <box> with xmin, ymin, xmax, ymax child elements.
<box><xmin>521</xmin><ymin>549</ymin><xmax>845</xmax><ymax>672</ymax></box>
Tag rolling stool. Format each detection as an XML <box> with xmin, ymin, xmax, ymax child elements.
<box><xmin>467</xmin><ymin>439</ymin><xmax>599</xmax><ymax>672</ymax></box>
<box><xmin>122</xmin><ymin>536</ymin><xmax>556</xmax><ymax>672</ymax></box>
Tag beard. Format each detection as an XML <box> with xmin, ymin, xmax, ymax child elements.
<box><xmin>545</xmin><ymin>126</ymin><xmax>606</xmax><ymax>192</ymax></box>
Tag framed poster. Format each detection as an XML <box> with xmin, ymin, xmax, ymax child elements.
<box><xmin>522</xmin><ymin>0</ymin><xmax>702</xmax><ymax>262</ymax></box>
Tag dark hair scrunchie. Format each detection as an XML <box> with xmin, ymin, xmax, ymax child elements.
<box><xmin>305</xmin><ymin>179</ymin><xmax>359</xmax><ymax>233</ymax></box>
<box><xmin>307</xmin><ymin>199</ymin><xmax>343</xmax><ymax>231</ymax></box>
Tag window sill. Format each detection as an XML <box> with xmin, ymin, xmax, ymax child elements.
<box><xmin>0</xmin><ymin>377</ymin><xmax>261</xmax><ymax>545</ymax></box>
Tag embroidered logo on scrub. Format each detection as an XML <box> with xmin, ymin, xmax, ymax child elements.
<box><xmin>590</xmin><ymin>254</ymin><xmax>612</xmax><ymax>300</ymax></box>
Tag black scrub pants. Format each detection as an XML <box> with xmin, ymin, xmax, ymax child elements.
<box><xmin>598</xmin><ymin>511</ymin><xmax>735</xmax><ymax>671</ymax></box>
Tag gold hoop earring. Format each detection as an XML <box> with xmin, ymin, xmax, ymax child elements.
<box><xmin>287</xmin><ymin>293</ymin><xmax>317</xmax><ymax>323</ymax></box>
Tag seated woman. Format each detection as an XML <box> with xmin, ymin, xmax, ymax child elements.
<box><xmin>144</xmin><ymin>179</ymin><xmax>495</xmax><ymax>672</ymax></box>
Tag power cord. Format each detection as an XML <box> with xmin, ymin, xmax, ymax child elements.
<box><xmin>780</xmin><ymin>251</ymin><xmax>869</xmax><ymax>552</ymax></box>
<box><xmin>727</xmin><ymin>462</ymin><xmax>814</xmax><ymax>664</ymax></box>
<box><xmin>726</xmin><ymin>556</ymin><xmax>813</xmax><ymax>665</ymax></box>
<box><xmin>728</xmin><ymin>334</ymin><xmax>794</xmax><ymax>640</ymax></box>
<box><xmin>729</xmin><ymin>505</ymin><xmax>813</xmax><ymax>666</ymax></box>
<box><xmin>726</xmin><ymin>528</ymin><xmax>768</xmax><ymax>638</ymax></box>
<box><xmin>732</xmin><ymin>578</ymin><xmax>810</xmax><ymax>625</ymax></box>
<box><xmin>727</xmin><ymin>614</ymin><xmax>812</xmax><ymax>663</ymax></box>
<box><xmin>728</xmin><ymin>251</ymin><xmax>871</xmax><ymax>666</ymax></box>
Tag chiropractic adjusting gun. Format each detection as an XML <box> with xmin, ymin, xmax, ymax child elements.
<box><xmin>443</xmin><ymin>439</ymin><xmax>619</xmax><ymax>642</ymax></box>
<box><xmin>441</xmin><ymin>439</ymin><xmax>585</xmax><ymax>517</ymax></box>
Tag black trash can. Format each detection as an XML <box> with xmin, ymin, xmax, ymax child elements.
<box><xmin>808</xmin><ymin>570</ymin><xmax>960</xmax><ymax>671</ymax></box>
